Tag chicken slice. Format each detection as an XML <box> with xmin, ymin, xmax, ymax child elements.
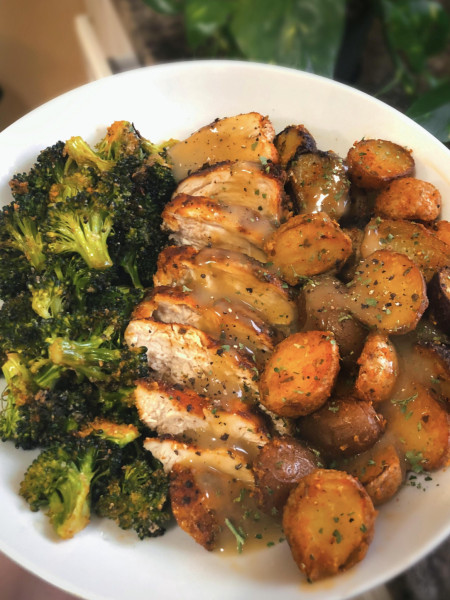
<box><xmin>124</xmin><ymin>318</ymin><xmax>259</xmax><ymax>408</ymax></box>
<box><xmin>174</xmin><ymin>161</ymin><xmax>286</xmax><ymax>223</ymax></box>
<box><xmin>162</xmin><ymin>193</ymin><xmax>275</xmax><ymax>263</ymax></box>
<box><xmin>167</xmin><ymin>112</ymin><xmax>278</xmax><ymax>181</ymax></box>
<box><xmin>153</xmin><ymin>246</ymin><xmax>298</xmax><ymax>332</ymax></box>
<box><xmin>134</xmin><ymin>379</ymin><xmax>269</xmax><ymax>451</ymax></box>
<box><xmin>169</xmin><ymin>464</ymin><xmax>220</xmax><ymax>551</ymax></box>
<box><xmin>144</xmin><ymin>437</ymin><xmax>255</xmax><ymax>485</ymax></box>
<box><xmin>133</xmin><ymin>286</ymin><xmax>281</xmax><ymax>366</ymax></box>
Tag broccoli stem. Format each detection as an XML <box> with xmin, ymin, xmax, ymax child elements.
<box><xmin>48</xmin><ymin>337</ymin><xmax>121</xmax><ymax>382</ymax></box>
<box><xmin>7</xmin><ymin>215</ymin><xmax>45</xmax><ymax>270</ymax></box>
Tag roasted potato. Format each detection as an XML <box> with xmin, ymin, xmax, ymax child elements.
<box><xmin>253</xmin><ymin>436</ymin><xmax>320</xmax><ymax>512</ymax></box>
<box><xmin>259</xmin><ymin>331</ymin><xmax>340</xmax><ymax>417</ymax></box>
<box><xmin>346</xmin><ymin>139</ymin><xmax>414</xmax><ymax>189</ymax></box>
<box><xmin>380</xmin><ymin>382</ymin><xmax>449</xmax><ymax>471</ymax></box>
<box><xmin>361</xmin><ymin>217</ymin><xmax>450</xmax><ymax>281</ymax></box>
<box><xmin>339</xmin><ymin>227</ymin><xmax>364</xmax><ymax>283</ymax></box>
<box><xmin>341</xmin><ymin>437</ymin><xmax>405</xmax><ymax>505</ymax></box>
<box><xmin>274</xmin><ymin>124</ymin><xmax>317</xmax><ymax>168</ymax></box>
<box><xmin>428</xmin><ymin>267</ymin><xmax>450</xmax><ymax>336</ymax></box>
<box><xmin>264</xmin><ymin>212</ymin><xmax>352</xmax><ymax>285</ymax></box>
<box><xmin>433</xmin><ymin>220</ymin><xmax>450</xmax><ymax>247</ymax></box>
<box><xmin>297</xmin><ymin>396</ymin><xmax>385</xmax><ymax>458</ymax></box>
<box><xmin>413</xmin><ymin>342</ymin><xmax>450</xmax><ymax>405</ymax></box>
<box><xmin>348</xmin><ymin>250</ymin><xmax>428</xmax><ymax>333</ymax></box>
<box><xmin>374</xmin><ymin>177</ymin><xmax>441</xmax><ymax>222</ymax></box>
<box><xmin>288</xmin><ymin>151</ymin><xmax>350</xmax><ymax>219</ymax></box>
<box><xmin>283</xmin><ymin>469</ymin><xmax>376</xmax><ymax>581</ymax></box>
<box><xmin>355</xmin><ymin>332</ymin><xmax>399</xmax><ymax>403</ymax></box>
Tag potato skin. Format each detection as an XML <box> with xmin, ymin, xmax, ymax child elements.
<box><xmin>374</xmin><ymin>177</ymin><xmax>441</xmax><ymax>222</ymax></box>
<box><xmin>342</xmin><ymin>438</ymin><xmax>406</xmax><ymax>506</ymax></box>
<box><xmin>355</xmin><ymin>332</ymin><xmax>399</xmax><ymax>403</ymax></box>
<box><xmin>297</xmin><ymin>396</ymin><xmax>386</xmax><ymax>458</ymax></box>
<box><xmin>346</xmin><ymin>139</ymin><xmax>414</xmax><ymax>189</ymax></box>
<box><xmin>259</xmin><ymin>331</ymin><xmax>340</xmax><ymax>417</ymax></box>
<box><xmin>274</xmin><ymin>124</ymin><xmax>317</xmax><ymax>168</ymax></box>
<box><xmin>283</xmin><ymin>469</ymin><xmax>376</xmax><ymax>581</ymax></box>
<box><xmin>288</xmin><ymin>151</ymin><xmax>350</xmax><ymax>219</ymax></box>
<box><xmin>428</xmin><ymin>267</ymin><xmax>450</xmax><ymax>336</ymax></box>
<box><xmin>433</xmin><ymin>220</ymin><xmax>450</xmax><ymax>247</ymax></box>
<box><xmin>253</xmin><ymin>436</ymin><xmax>320</xmax><ymax>512</ymax></box>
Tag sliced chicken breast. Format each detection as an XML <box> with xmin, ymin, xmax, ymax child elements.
<box><xmin>153</xmin><ymin>246</ymin><xmax>298</xmax><ymax>332</ymax></box>
<box><xmin>168</xmin><ymin>112</ymin><xmax>278</xmax><ymax>181</ymax></box>
<box><xmin>174</xmin><ymin>161</ymin><xmax>287</xmax><ymax>223</ymax></box>
<box><xmin>169</xmin><ymin>464</ymin><xmax>220</xmax><ymax>551</ymax></box>
<box><xmin>144</xmin><ymin>437</ymin><xmax>255</xmax><ymax>485</ymax></box>
<box><xmin>133</xmin><ymin>286</ymin><xmax>281</xmax><ymax>366</ymax></box>
<box><xmin>124</xmin><ymin>318</ymin><xmax>259</xmax><ymax>408</ymax></box>
<box><xmin>162</xmin><ymin>193</ymin><xmax>275</xmax><ymax>262</ymax></box>
<box><xmin>134</xmin><ymin>379</ymin><xmax>269</xmax><ymax>451</ymax></box>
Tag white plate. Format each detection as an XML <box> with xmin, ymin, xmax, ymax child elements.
<box><xmin>0</xmin><ymin>60</ymin><xmax>449</xmax><ymax>600</ymax></box>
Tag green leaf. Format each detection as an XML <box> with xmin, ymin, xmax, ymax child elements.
<box><xmin>230</xmin><ymin>0</ymin><xmax>346</xmax><ymax>76</ymax></box>
<box><xmin>184</xmin><ymin>0</ymin><xmax>234</xmax><ymax>49</ymax></box>
<box><xmin>407</xmin><ymin>81</ymin><xmax>450</xmax><ymax>142</ymax></box>
<box><xmin>143</xmin><ymin>0</ymin><xmax>184</xmax><ymax>16</ymax></box>
<box><xmin>381</xmin><ymin>0</ymin><xmax>450</xmax><ymax>73</ymax></box>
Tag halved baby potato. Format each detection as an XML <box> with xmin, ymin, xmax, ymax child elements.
<box><xmin>374</xmin><ymin>177</ymin><xmax>441</xmax><ymax>222</ymax></box>
<box><xmin>283</xmin><ymin>469</ymin><xmax>376</xmax><ymax>581</ymax></box>
<box><xmin>346</xmin><ymin>139</ymin><xmax>414</xmax><ymax>189</ymax></box>
<box><xmin>264</xmin><ymin>212</ymin><xmax>352</xmax><ymax>286</ymax></box>
<box><xmin>355</xmin><ymin>332</ymin><xmax>399</xmax><ymax>403</ymax></box>
<box><xmin>347</xmin><ymin>250</ymin><xmax>428</xmax><ymax>333</ymax></box>
<box><xmin>259</xmin><ymin>330</ymin><xmax>340</xmax><ymax>417</ymax></box>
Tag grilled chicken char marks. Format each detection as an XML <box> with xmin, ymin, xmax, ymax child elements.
<box><xmin>153</xmin><ymin>245</ymin><xmax>298</xmax><ymax>332</ymax></box>
<box><xmin>124</xmin><ymin>318</ymin><xmax>259</xmax><ymax>409</ymax></box>
<box><xmin>162</xmin><ymin>193</ymin><xmax>275</xmax><ymax>263</ymax></box>
<box><xmin>167</xmin><ymin>112</ymin><xmax>278</xmax><ymax>181</ymax></box>
<box><xmin>174</xmin><ymin>161</ymin><xmax>287</xmax><ymax>223</ymax></box>
<box><xmin>133</xmin><ymin>286</ymin><xmax>281</xmax><ymax>367</ymax></box>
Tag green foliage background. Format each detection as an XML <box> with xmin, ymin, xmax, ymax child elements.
<box><xmin>144</xmin><ymin>0</ymin><xmax>450</xmax><ymax>144</ymax></box>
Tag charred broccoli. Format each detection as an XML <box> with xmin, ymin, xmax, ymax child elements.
<box><xmin>0</xmin><ymin>120</ymin><xmax>176</xmax><ymax>540</ymax></box>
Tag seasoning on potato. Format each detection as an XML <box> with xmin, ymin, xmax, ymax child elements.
<box><xmin>264</xmin><ymin>212</ymin><xmax>352</xmax><ymax>286</ymax></box>
<box><xmin>355</xmin><ymin>332</ymin><xmax>399</xmax><ymax>403</ymax></box>
<box><xmin>258</xmin><ymin>331</ymin><xmax>340</xmax><ymax>417</ymax></box>
<box><xmin>296</xmin><ymin>396</ymin><xmax>386</xmax><ymax>458</ymax></box>
<box><xmin>283</xmin><ymin>469</ymin><xmax>377</xmax><ymax>581</ymax></box>
<box><xmin>348</xmin><ymin>249</ymin><xmax>428</xmax><ymax>333</ymax></box>
<box><xmin>374</xmin><ymin>177</ymin><xmax>441</xmax><ymax>222</ymax></box>
<box><xmin>346</xmin><ymin>138</ymin><xmax>414</xmax><ymax>189</ymax></box>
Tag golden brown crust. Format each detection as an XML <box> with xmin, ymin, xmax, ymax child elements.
<box><xmin>259</xmin><ymin>331</ymin><xmax>340</xmax><ymax>417</ymax></box>
<box><xmin>348</xmin><ymin>250</ymin><xmax>428</xmax><ymax>334</ymax></box>
<box><xmin>361</xmin><ymin>218</ymin><xmax>450</xmax><ymax>282</ymax></box>
<box><xmin>169</xmin><ymin>465</ymin><xmax>220</xmax><ymax>551</ymax></box>
<box><xmin>346</xmin><ymin>139</ymin><xmax>414</xmax><ymax>189</ymax></box>
<box><xmin>374</xmin><ymin>177</ymin><xmax>441</xmax><ymax>222</ymax></box>
<box><xmin>282</xmin><ymin>469</ymin><xmax>377</xmax><ymax>581</ymax></box>
<box><xmin>355</xmin><ymin>332</ymin><xmax>399</xmax><ymax>403</ymax></box>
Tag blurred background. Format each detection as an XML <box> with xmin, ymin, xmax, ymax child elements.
<box><xmin>0</xmin><ymin>0</ymin><xmax>449</xmax><ymax>599</ymax></box>
<box><xmin>1</xmin><ymin>0</ymin><xmax>450</xmax><ymax>141</ymax></box>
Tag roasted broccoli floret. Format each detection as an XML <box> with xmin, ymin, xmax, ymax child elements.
<box><xmin>0</xmin><ymin>202</ymin><xmax>46</xmax><ymax>270</ymax></box>
<box><xmin>46</xmin><ymin>194</ymin><xmax>113</xmax><ymax>270</ymax></box>
<box><xmin>0</xmin><ymin>293</ymin><xmax>46</xmax><ymax>358</ymax></box>
<box><xmin>93</xmin><ymin>453</ymin><xmax>170</xmax><ymax>539</ymax></box>
<box><xmin>19</xmin><ymin>440</ymin><xmax>99</xmax><ymax>539</ymax></box>
<box><xmin>19</xmin><ymin>436</ymin><xmax>170</xmax><ymax>540</ymax></box>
